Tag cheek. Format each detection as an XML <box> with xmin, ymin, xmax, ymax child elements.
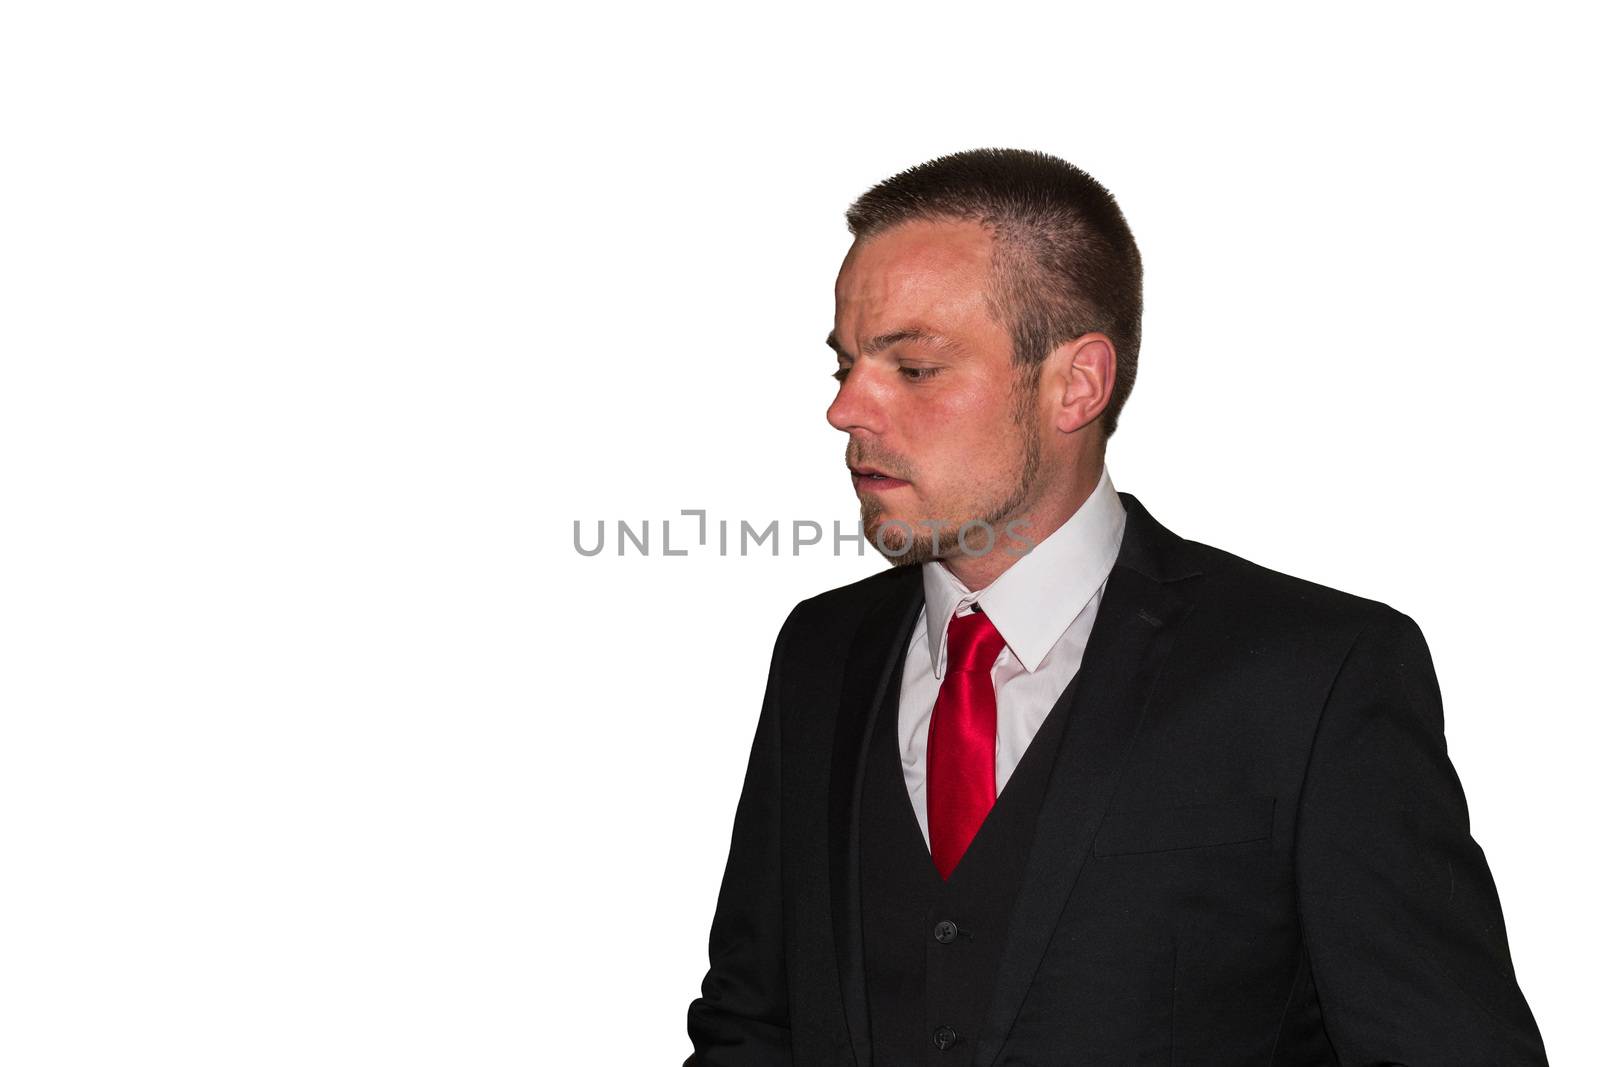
<box><xmin>919</xmin><ymin>381</ymin><xmax>1009</xmax><ymax>440</ymax></box>
<box><xmin>917</xmin><ymin>429</ymin><xmax>1016</xmax><ymax>507</ymax></box>
<box><xmin>933</xmin><ymin>403</ymin><xmax>1015</xmax><ymax>469</ymax></box>
<box><xmin>900</xmin><ymin>378</ymin><xmax>1021</xmax><ymax>493</ymax></box>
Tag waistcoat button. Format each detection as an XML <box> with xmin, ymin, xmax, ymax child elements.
<box><xmin>932</xmin><ymin>1025</ymin><xmax>958</xmax><ymax>1050</ymax></box>
<box><xmin>933</xmin><ymin>920</ymin><xmax>959</xmax><ymax>944</ymax></box>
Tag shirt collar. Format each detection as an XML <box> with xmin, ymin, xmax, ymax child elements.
<box><xmin>921</xmin><ymin>464</ymin><xmax>1128</xmax><ymax>678</ymax></box>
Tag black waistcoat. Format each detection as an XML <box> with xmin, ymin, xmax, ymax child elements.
<box><xmin>859</xmin><ymin>659</ymin><xmax>1083</xmax><ymax>1067</ymax></box>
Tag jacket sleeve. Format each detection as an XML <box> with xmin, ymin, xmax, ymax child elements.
<box><xmin>684</xmin><ymin>609</ymin><xmax>796</xmax><ymax>1066</ymax></box>
<box><xmin>1293</xmin><ymin>608</ymin><xmax>1547</xmax><ymax>1065</ymax></box>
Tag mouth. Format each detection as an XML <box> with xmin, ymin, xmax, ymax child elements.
<box><xmin>849</xmin><ymin>465</ymin><xmax>911</xmax><ymax>492</ymax></box>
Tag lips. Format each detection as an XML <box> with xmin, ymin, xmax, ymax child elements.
<box><xmin>849</xmin><ymin>465</ymin><xmax>910</xmax><ymax>491</ymax></box>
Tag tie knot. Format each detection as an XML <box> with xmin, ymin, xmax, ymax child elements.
<box><xmin>945</xmin><ymin>608</ymin><xmax>1006</xmax><ymax>674</ymax></box>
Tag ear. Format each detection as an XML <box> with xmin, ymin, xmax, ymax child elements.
<box><xmin>1040</xmin><ymin>332</ymin><xmax>1116</xmax><ymax>435</ymax></box>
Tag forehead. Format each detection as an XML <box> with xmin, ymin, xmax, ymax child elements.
<box><xmin>834</xmin><ymin>218</ymin><xmax>997</xmax><ymax>330</ymax></box>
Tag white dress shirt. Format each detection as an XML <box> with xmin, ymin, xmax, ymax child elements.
<box><xmin>897</xmin><ymin>464</ymin><xmax>1128</xmax><ymax>848</ymax></box>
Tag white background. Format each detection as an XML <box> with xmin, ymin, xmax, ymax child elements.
<box><xmin>2</xmin><ymin>3</ymin><xmax>1594</xmax><ymax>1064</ymax></box>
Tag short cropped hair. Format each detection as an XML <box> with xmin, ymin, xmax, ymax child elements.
<box><xmin>844</xmin><ymin>149</ymin><xmax>1143</xmax><ymax>439</ymax></box>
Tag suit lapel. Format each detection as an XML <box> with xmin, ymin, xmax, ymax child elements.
<box><xmin>970</xmin><ymin>492</ymin><xmax>1202</xmax><ymax>1067</ymax></box>
<box><xmin>828</xmin><ymin>566</ymin><xmax>923</xmax><ymax>1067</ymax></box>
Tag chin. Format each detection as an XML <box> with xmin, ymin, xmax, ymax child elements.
<box><xmin>863</xmin><ymin>521</ymin><xmax>940</xmax><ymax>567</ymax></box>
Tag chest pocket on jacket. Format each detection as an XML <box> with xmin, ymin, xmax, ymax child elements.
<box><xmin>1092</xmin><ymin>795</ymin><xmax>1276</xmax><ymax>857</ymax></box>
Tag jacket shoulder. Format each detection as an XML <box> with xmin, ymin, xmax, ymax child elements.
<box><xmin>767</xmin><ymin>565</ymin><xmax>918</xmax><ymax>660</ymax></box>
<box><xmin>1119</xmin><ymin>491</ymin><xmax>1409</xmax><ymax>639</ymax></box>
<box><xmin>1177</xmin><ymin>535</ymin><xmax>1415</xmax><ymax>642</ymax></box>
<box><xmin>791</xmin><ymin>564</ymin><xmax>916</xmax><ymax>625</ymax></box>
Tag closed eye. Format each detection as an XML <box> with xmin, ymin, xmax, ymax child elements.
<box><xmin>830</xmin><ymin>363</ymin><xmax>942</xmax><ymax>383</ymax></box>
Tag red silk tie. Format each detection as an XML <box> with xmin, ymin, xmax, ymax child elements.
<box><xmin>927</xmin><ymin>607</ymin><xmax>1008</xmax><ymax>879</ymax></box>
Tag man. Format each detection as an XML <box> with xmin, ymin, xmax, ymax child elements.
<box><xmin>684</xmin><ymin>149</ymin><xmax>1546</xmax><ymax>1065</ymax></box>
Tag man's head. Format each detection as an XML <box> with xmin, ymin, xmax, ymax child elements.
<box><xmin>826</xmin><ymin>149</ymin><xmax>1142</xmax><ymax>579</ymax></box>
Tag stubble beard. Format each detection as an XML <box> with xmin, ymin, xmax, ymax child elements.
<box><xmin>862</xmin><ymin>393</ymin><xmax>1043</xmax><ymax>567</ymax></box>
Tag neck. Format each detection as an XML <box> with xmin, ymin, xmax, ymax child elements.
<box><xmin>938</xmin><ymin>457</ymin><xmax>1104</xmax><ymax>591</ymax></box>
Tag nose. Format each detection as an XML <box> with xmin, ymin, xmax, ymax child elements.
<box><xmin>826</xmin><ymin>363</ymin><xmax>887</xmax><ymax>436</ymax></box>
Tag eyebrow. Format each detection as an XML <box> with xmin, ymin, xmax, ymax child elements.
<box><xmin>825</xmin><ymin>328</ymin><xmax>962</xmax><ymax>358</ymax></box>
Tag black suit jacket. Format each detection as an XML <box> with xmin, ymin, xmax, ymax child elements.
<box><xmin>686</xmin><ymin>493</ymin><xmax>1546</xmax><ymax>1065</ymax></box>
